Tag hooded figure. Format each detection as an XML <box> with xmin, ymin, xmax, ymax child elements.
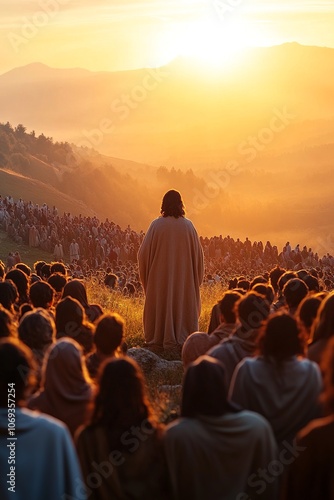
<box><xmin>28</xmin><ymin>338</ymin><xmax>93</xmax><ymax>436</ymax></box>
<box><xmin>164</xmin><ymin>356</ymin><xmax>278</xmax><ymax>500</ymax></box>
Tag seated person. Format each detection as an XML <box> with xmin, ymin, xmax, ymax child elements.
<box><xmin>182</xmin><ymin>291</ymin><xmax>241</xmax><ymax>367</ymax></box>
<box><xmin>86</xmin><ymin>313</ymin><xmax>127</xmax><ymax>379</ymax></box>
<box><xmin>0</xmin><ymin>338</ymin><xmax>84</xmax><ymax>499</ymax></box>
<box><xmin>164</xmin><ymin>356</ymin><xmax>278</xmax><ymax>500</ymax></box>
<box><xmin>208</xmin><ymin>291</ymin><xmax>270</xmax><ymax>389</ymax></box>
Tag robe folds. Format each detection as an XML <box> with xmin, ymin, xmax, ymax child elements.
<box><xmin>164</xmin><ymin>412</ymin><xmax>278</xmax><ymax>500</ymax></box>
<box><xmin>138</xmin><ymin>216</ymin><xmax>204</xmax><ymax>348</ymax></box>
<box><xmin>0</xmin><ymin>408</ymin><xmax>84</xmax><ymax>500</ymax></box>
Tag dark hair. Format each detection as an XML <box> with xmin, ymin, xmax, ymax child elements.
<box><xmin>29</xmin><ymin>281</ymin><xmax>54</xmax><ymax>308</ymax></box>
<box><xmin>0</xmin><ymin>261</ymin><xmax>5</xmax><ymax>280</ymax></box>
<box><xmin>15</xmin><ymin>263</ymin><xmax>31</xmax><ymax>276</ymax></box>
<box><xmin>296</xmin><ymin>269</ymin><xmax>309</xmax><ymax>281</ymax></box>
<box><xmin>50</xmin><ymin>262</ymin><xmax>67</xmax><ymax>276</ymax></box>
<box><xmin>104</xmin><ymin>273</ymin><xmax>117</xmax><ymax>289</ymax></box>
<box><xmin>259</xmin><ymin>313</ymin><xmax>304</xmax><ymax>363</ymax></box>
<box><xmin>302</xmin><ymin>274</ymin><xmax>320</xmax><ymax>293</ymax></box>
<box><xmin>19</xmin><ymin>309</ymin><xmax>55</xmax><ymax>351</ymax></box>
<box><xmin>48</xmin><ymin>273</ymin><xmax>67</xmax><ymax>293</ymax></box>
<box><xmin>34</xmin><ymin>261</ymin><xmax>47</xmax><ymax>277</ymax></box>
<box><xmin>311</xmin><ymin>292</ymin><xmax>334</xmax><ymax>343</ymax></box>
<box><xmin>91</xmin><ymin>357</ymin><xmax>156</xmax><ymax>450</ymax></box>
<box><xmin>56</xmin><ymin>296</ymin><xmax>84</xmax><ymax>331</ymax></box>
<box><xmin>237</xmin><ymin>292</ymin><xmax>270</xmax><ymax>332</ymax></box>
<box><xmin>19</xmin><ymin>303</ymin><xmax>33</xmax><ymax>320</ymax></box>
<box><xmin>30</xmin><ymin>273</ymin><xmax>41</xmax><ymax>285</ymax></box>
<box><xmin>320</xmin><ymin>337</ymin><xmax>334</xmax><ymax>412</ymax></box>
<box><xmin>124</xmin><ymin>282</ymin><xmax>136</xmax><ymax>296</ymax></box>
<box><xmin>181</xmin><ymin>356</ymin><xmax>239</xmax><ymax>418</ymax></box>
<box><xmin>160</xmin><ymin>190</ymin><xmax>185</xmax><ymax>218</ymax></box>
<box><xmin>297</xmin><ymin>295</ymin><xmax>322</xmax><ymax>331</ymax></box>
<box><xmin>236</xmin><ymin>279</ymin><xmax>250</xmax><ymax>291</ymax></box>
<box><xmin>218</xmin><ymin>291</ymin><xmax>241</xmax><ymax>323</ymax></box>
<box><xmin>55</xmin><ymin>296</ymin><xmax>94</xmax><ymax>354</ymax></box>
<box><xmin>0</xmin><ymin>338</ymin><xmax>36</xmax><ymax>407</ymax></box>
<box><xmin>250</xmin><ymin>276</ymin><xmax>267</xmax><ymax>289</ymax></box>
<box><xmin>94</xmin><ymin>313</ymin><xmax>124</xmax><ymax>355</ymax></box>
<box><xmin>0</xmin><ymin>280</ymin><xmax>18</xmax><ymax>311</ymax></box>
<box><xmin>283</xmin><ymin>278</ymin><xmax>309</xmax><ymax>309</ymax></box>
<box><xmin>269</xmin><ymin>266</ymin><xmax>286</xmax><ymax>292</ymax></box>
<box><xmin>62</xmin><ymin>279</ymin><xmax>89</xmax><ymax>308</ymax></box>
<box><xmin>277</xmin><ymin>271</ymin><xmax>297</xmax><ymax>292</ymax></box>
<box><xmin>5</xmin><ymin>269</ymin><xmax>29</xmax><ymax>303</ymax></box>
<box><xmin>41</xmin><ymin>263</ymin><xmax>52</xmax><ymax>279</ymax></box>
<box><xmin>252</xmin><ymin>283</ymin><xmax>275</xmax><ymax>304</ymax></box>
<box><xmin>228</xmin><ymin>278</ymin><xmax>238</xmax><ymax>290</ymax></box>
<box><xmin>0</xmin><ymin>305</ymin><xmax>16</xmax><ymax>339</ymax></box>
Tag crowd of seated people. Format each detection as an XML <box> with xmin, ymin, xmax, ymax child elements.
<box><xmin>2</xmin><ymin>195</ymin><xmax>334</xmax><ymax>284</ymax></box>
<box><xmin>0</xmin><ymin>194</ymin><xmax>143</xmax><ymax>270</ymax></box>
<box><xmin>1</xmin><ymin>194</ymin><xmax>334</xmax><ymax>498</ymax></box>
<box><xmin>0</xmin><ymin>252</ymin><xmax>334</xmax><ymax>499</ymax></box>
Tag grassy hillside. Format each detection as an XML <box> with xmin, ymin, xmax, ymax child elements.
<box><xmin>0</xmin><ymin>168</ymin><xmax>96</xmax><ymax>217</ymax></box>
<box><xmin>0</xmin><ymin>230</ymin><xmax>51</xmax><ymax>268</ymax></box>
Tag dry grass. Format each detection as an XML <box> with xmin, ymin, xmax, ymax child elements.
<box><xmin>0</xmin><ymin>230</ymin><xmax>52</xmax><ymax>268</ymax></box>
<box><xmin>86</xmin><ymin>278</ymin><xmax>226</xmax><ymax>349</ymax></box>
<box><xmin>86</xmin><ymin>279</ymin><xmax>226</xmax><ymax>421</ymax></box>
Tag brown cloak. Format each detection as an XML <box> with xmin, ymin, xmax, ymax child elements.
<box><xmin>138</xmin><ymin>216</ymin><xmax>204</xmax><ymax>348</ymax></box>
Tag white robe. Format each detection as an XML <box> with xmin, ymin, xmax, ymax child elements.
<box><xmin>138</xmin><ymin>216</ymin><xmax>204</xmax><ymax>348</ymax></box>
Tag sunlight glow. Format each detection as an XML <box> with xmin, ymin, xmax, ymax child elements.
<box><xmin>159</xmin><ymin>17</ymin><xmax>265</xmax><ymax>69</ymax></box>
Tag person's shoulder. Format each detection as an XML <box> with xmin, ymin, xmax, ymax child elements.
<box><xmin>182</xmin><ymin>332</ymin><xmax>211</xmax><ymax>366</ymax></box>
<box><xmin>184</xmin><ymin>331</ymin><xmax>209</xmax><ymax>346</ymax></box>
<box><xmin>20</xmin><ymin>408</ymin><xmax>69</xmax><ymax>433</ymax></box>
<box><xmin>145</xmin><ymin>217</ymin><xmax>166</xmax><ymax>232</ymax></box>
<box><xmin>182</xmin><ymin>217</ymin><xmax>199</xmax><ymax>231</ymax></box>
<box><xmin>297</xmin><ymin>416</ymin><xmax>334</xmax><ymax>443</ymax></box>
<box><xmin>235</xmin><ymin>409</ymin><xmax>274</xmax><ymax>433</ymax></box>
<box><xmin>165</xmin><ymin>417</ymin><xmax>200</xmax><ymax>436</ymax></box>
<box><xmin>232</xmin><ymin>356</ymin><xmax>258</xmax><ymax>375</ymax></box>
<box><xmin>207</xmin><ymin>337</ymin><xmax>234</xmax><ymax>357</ymax></box>
<box><xmin>297</xmin><ymin>356</ymin><xmax>321</xmax><ymax>375</ymax></box>
<box><xmin>150</xmin><ymin>217</ymin><xmax>163</xmax><ymax>224</ymax></box>
<box><xmin>182</xmin><ymin>217</ymin><xmax>194</xmax><ymax>225</ymax></box>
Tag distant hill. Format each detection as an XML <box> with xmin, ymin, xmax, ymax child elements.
<box><xmin>1</xmin><ymin>44</ymin><xmax>334</xmax><ymax>166</ymax></box>
<box><xmin>0</xmin><ymin>122</ymin><xmax>159</xmax><ymax>228</ymax></box>
<box><xmin>1</xmin><ymin>43</ymin><xmax>334</xmax><ymax>250</ymax></box>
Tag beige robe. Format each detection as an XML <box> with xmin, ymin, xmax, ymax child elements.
<box><xmin>138</xmin><ymin>216</ymin><xmax>204</xmax><ymax>348</ymax></box>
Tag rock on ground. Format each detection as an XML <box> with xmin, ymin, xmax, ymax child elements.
<box><xmin>127</xmin><ymin>347</ymin><xmax>183</xmax><ymax>384</ymax></box>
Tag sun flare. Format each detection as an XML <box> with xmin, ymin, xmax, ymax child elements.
<box><xmin>159</xmin><ymin>17</ymin><xmax>259</xmax><ymax>70</ymax></box>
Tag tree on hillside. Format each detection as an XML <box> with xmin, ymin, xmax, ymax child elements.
<box><xmin>9</xmin><ymin>152</ymin><xmax>30</xmax><ymax>170</ymax></box>
<box><xmin>0</xmin><ymin>131</ymin><xmax>12</xmax><ymax>155</ymax></box>
<box><xmin>14</xmin><ymin>124</ymin><xmax>27</xmax><ymax>139</ymax></box>
<box><xmin>1</xmin><ymin>122</ymin><xmax>14</xmax><ymax>134</ymax></box>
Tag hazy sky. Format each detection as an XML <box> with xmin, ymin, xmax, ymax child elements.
<box><xmin>1</xmin><ymin>0</ymin><xmax>334</xmax><ymax>74</ymax></box>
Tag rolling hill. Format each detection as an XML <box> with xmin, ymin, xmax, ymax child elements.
<box><xmin>0</xmin><ymin>43</ymin><xmax>334</xmax><ymax>251</ymax></box>
<box><xmin>1</xmin><ymin>43</ymin><xmax>334</xmax><ymax>167</ymax></box>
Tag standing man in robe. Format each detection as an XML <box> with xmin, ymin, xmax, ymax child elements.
<box><xmin>138</xmin><ymin>189</ymin><xmax>204</xmax><ymax>353</ymax></box>
<box><xmin>69</xmin><ymin>239</ymin><xmax>80</xmax><ymax>263</ymax></box>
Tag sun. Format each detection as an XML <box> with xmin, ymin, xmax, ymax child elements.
<box><xmin>159</xmin><ymin>16</ymin><xmax>260</xmax><ymax>70</ymax></box>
